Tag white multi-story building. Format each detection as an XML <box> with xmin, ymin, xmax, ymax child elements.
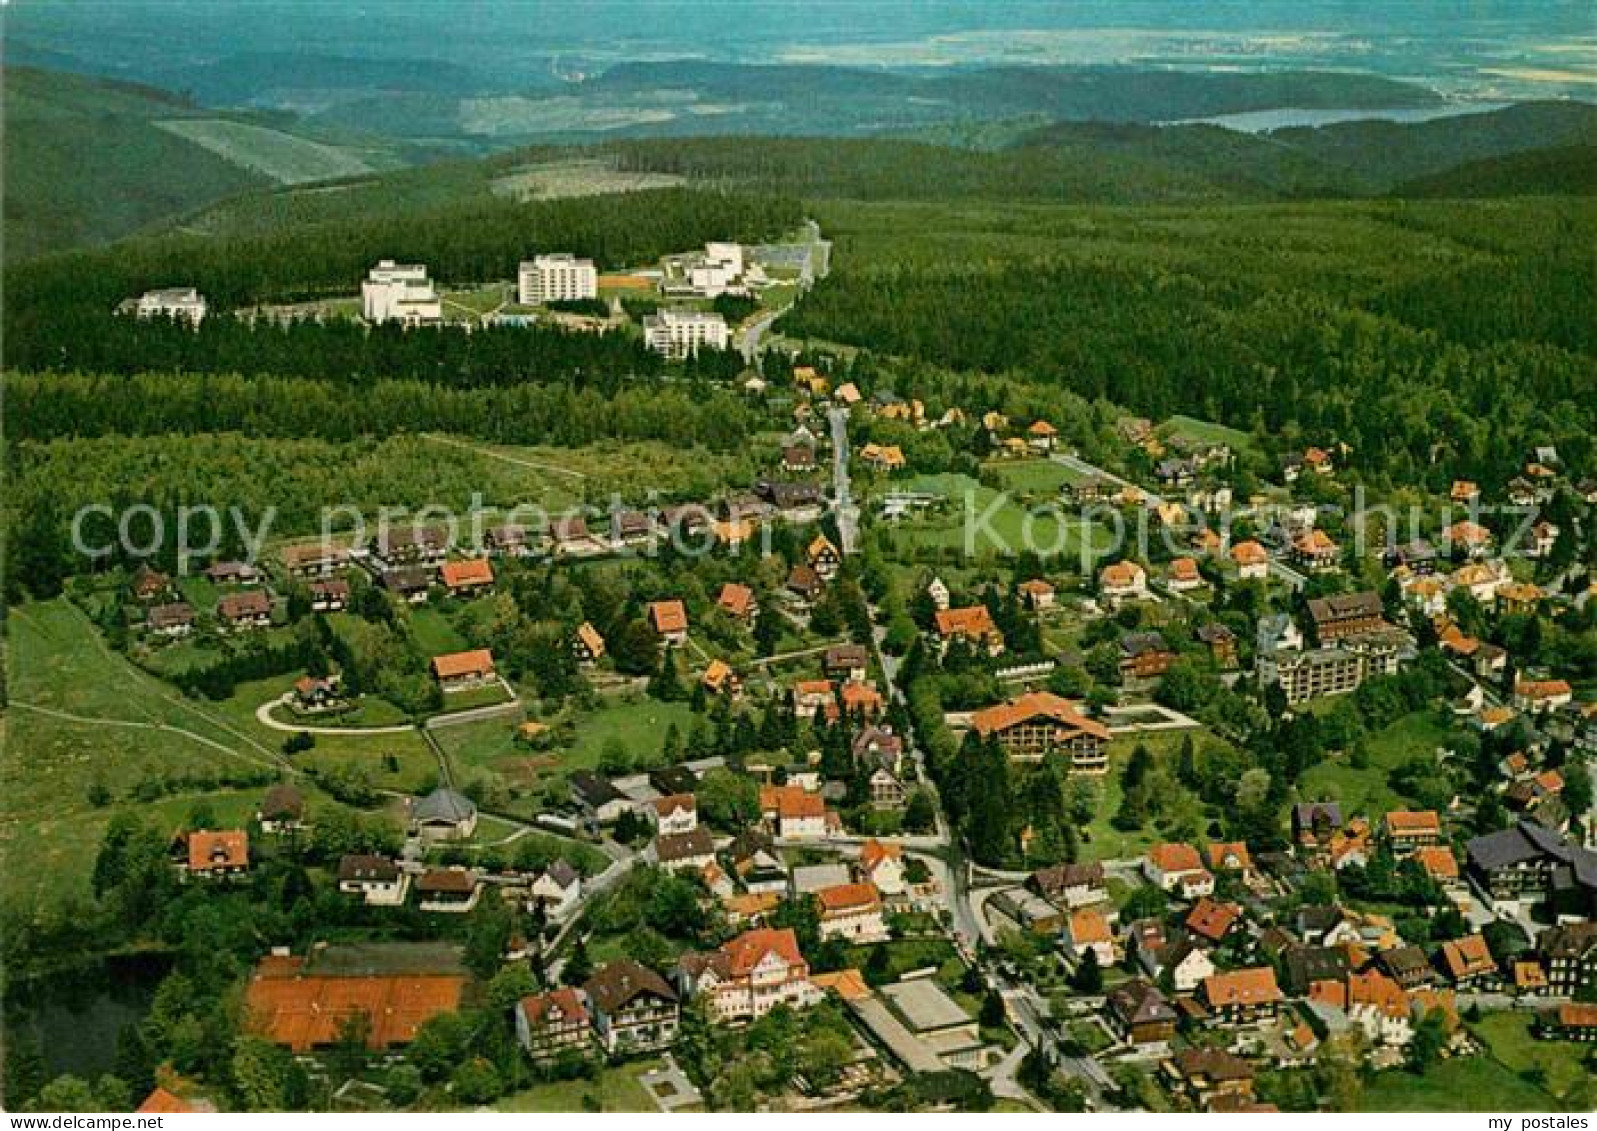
<box><xmin>130</xmin><ymin>287</ymin><xmax>208</xmax><ymax>325</ymax></box>
<box><xmin>663</xmin><ymin>241</ymin><xmax>748</xmax><ymax>298</ymax></box>
<box><xmin>518</xmin><ymin>253</ymin><xmax>598</xmax><ymax>305</ymax></box>
<box><xmin>643</xmin><ymin>309</ymin><xmax>729</xmax><ymax>357</ymax></box>
<box><xmin>362</xmin><ymin>260</ymin><xmax>442</xmax><ymax>326</ymax></box>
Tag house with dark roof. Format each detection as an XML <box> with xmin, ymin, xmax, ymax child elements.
<box><xmin>1466</xmin><ymin>820</ymin><xmax>1597</xmax><ymax>916</ymax></box>
<box><xmin>585</xmin><ymin>961</ymin><xmax>679</xmax><ymax>1055</ymax></box>
<box><xmin>410</xmin><ymin>788</ymin><xmax>478</xmax><ymax>841</ymax></box>
<box><xmin>1105</xmin><ymin>979</ymin><xmax>1177</xmax><ymax>1046</ymax></box>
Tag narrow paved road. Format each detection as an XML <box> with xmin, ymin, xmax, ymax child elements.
<box><xmin>828</xmin><ymin>405</ymin><xmax>859</xmax><ymax>555</ymax></box>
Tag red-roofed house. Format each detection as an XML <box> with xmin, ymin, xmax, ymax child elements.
<box><xmin>1143</xmin><ymin>843</ymin><xmax>1214</xmax><ymax>899</ymax></box>
<box><xmin>676</xmin><ymin>928</ymin><xmax>822</xmax><ymax>1021</ymax></box>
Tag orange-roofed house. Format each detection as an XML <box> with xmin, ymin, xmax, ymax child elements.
<box><xmin>1443</xmin><ymin>520</ymin><xmax>1494</xmax><ymax>558</ymax></box>
<box><xmin>860</xmin><ymin>443</ymin><xmax>906</xmax><ymax>472</ymax></box>
<box><xmin>1437</xmin><ymin>934</ymin><xmax>1497</xmax><ymax>989</ymax></box>
<box><xmin>833</xmin><ymin>382</ymin><xmax>862</xmax><ymax>406</ymax></box>
<box><xmin>515</xmin><ymin>986</ymin><xmax>592</xmax><ymax>1062</ymax></box>
<box><xmin>1291</xmin><ymin>529</ymin><xmax>1340</xmax><ymax>572</ymax></box>
<box><xmin>702</xmin><ymin>658</ymin><xmax>741</xmax><ymax>699</ymax></box>
<box><xmin>1027</xmin><ymin>419</ymin><xmax>1058</xmax><ymax>451</ymax></box>
<box><xmin>816</xmin><ymin>882</ymin><xmax>888</xmax><ymax>943</ymax></box>
<box><xmin>760</xmin><ymin>784</ymin><xmax>828</xmax><ymax>840</ymax></box>
<box><xmin>1344</xmin><ymin>969</ymin><xmax>1414</xmax><ymax>1047</ymax></box>
<box><xmin>1098</xmin><ymin>560</ymin><xmax>1148</xmax><ymax>604</ymax></box>
<box><xmin>1450</xmin><ymin>480</ymin><xmax>1479</xmax><ymax>503</ymax></box>
<box><xmin>969</xmin><ymin>691</ymin><xmax>1110</xmax><ymax>773</ymax></box>
<box><xmin>573</xmin><ymin>621</ymin><xmax>606</xmax><ymax>665</ymax></box>
<box><xmin>934</xmin><ymin>605</ymin><xmax>1005</xmax><ymax>656</ymax></box>
<box><xmin>723</xmin><ymin>891</ymin><xmax>782</xmax><ymax>926</ymax></box>
<box><xmin>1185</xmin><ymin>898</ymin><xmax>1242</xmax><ymax>946</ymax></box>
<box><xmin>1540</xmin><ymin>1003</ymin><xmax>1597</xmax><ymax>1040</ymax></box>
<box><xmin>649</xmin><ymin>600</ymin><xmax>690</xmax><ymax>646</ymax></box>
<box><xmin>811</xmin><ymin>968</ymin><xmax>872</xmax><ymax>1002</ymax></box>
<box><xmin>1382</xmin><ymin>810</ymin><xmax>1442</xmax><ymax>854</ymax></box>
<box><xmin>838</xmin><ymin>680</ymin><xmax>885</xmax><ymax>721</ymax></box>
<box><xmin>244</xmin><ymin>957</ymin><xmax>466</xmax><ymax>1052</ymax></box>
<box><xmin>1513</xmin><ymin>679</ymin><xmax>1573</xmax><ymax>713</ymax></box>
<box><xmin>713</xmin><ymin>518</ymin><xmax>755</xmax><ymax>549</ymax></box>
<box><xmin>1143</xmin><ymin>843</ymin><xmax>1214</xmax><ymax>900</ymax></box>
<box><xmin>1230</xmin><ymin>540</ymin><xmax>1269</xmax><ymax>580</ymax></box>
<box><xmin>430</xmin><ymin>648</ymin><xmax>496</xmax><ymax>689</ymax></box>
<box><xmin>1206</xmin><ymin>842</ymin><xmax>1255</xmax><ymax>880</ymax></box>
<box><xmin>187</xmin><ymin>829</ymin><xmax>250</xmax><ymax>878</ymax></box>
<box><xmin>440</xmin><ymin>558</ymin><xmax>495</xmax><ymax>595</ymax></box>
<box><xmin>1199</xmin><ymin>967</ymin><xmax>1284</xmax><ymax>1026</ymax></box>
<box><xmin>1167</xmin><ymin>557</ymin><xmax>1205</xmax><ymax>592</ymax></box>
<box><xmin>717</xmin><ymin>582</ymin><xmax>757</xmax><ymax>621</ymax></box>
<box><xmin>1066</xmin><ymin>908</ymin><xmax>1116</xmax><ymax>968</ymax></box>
<box><xmin>676</xmin><ymin>927</ymin><xmax>822</xmax><ymax>1021</ymax></box>
<box><xmin>1413</xmin><ymin>845</ymin><xmax>1460</xmax><ymax>884</ymax></box>
<box><xmin>859</xmin><ymin>839</ymin><xmax>906</xmax><ymax>896</ymax></box>
<box><xmin>1304</xmin><ymin>447</ymin><xmax>1334</xmax><ymax>475</ymax></box>
<box><xmin>791</xmin><ymin>678</ymin><xmax>836</xmax><ymax>720</ymax></box>
<box><xmin>807</xmin><ymin>533</ymin><xmax>842</xmax><ymax>579</ymax></box>
<box><xmin>137</xmin><ymin>1088</ymin><xmax>206</xmax><ymax>1114</ymax></box>
<box><xmin>1017</xmin><ymin>578</ymin><xmax>1056</xmax><ymax>610</ymax></box>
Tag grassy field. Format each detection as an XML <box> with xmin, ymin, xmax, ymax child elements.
<box><xmin>490</xmin><ymin>158</ymin><xmax>686</xmax><ymax>201</ymax></box>
<box><xmin>1358</xmin><ymin>1052</ymin><xmax>1557</xmax><ymax>1112</ymax></box>
<box><xmin>405</xmin><ymin>607</ymin><xmax>473</xmax><ymax>657</ymax></box>
<box><xmin>885</xmin><ymin>473</ymin><xmax>1112</xmax><ymax>563</ymax></box>
<box><xmin>154</xmin><ymin>118</ymin><xmax>378</xmax><ymax>184</ymax></box>
<box><xmin>494</xmin><ymin>1057</ymin><xmax>666</xmax><ymax>1112</ymax></box>
<box><xmin>1298</xmin><ymin>709</ymin><xmax>1454</xmax><ymax>815</ymax></box>
<box><xmin>985</xmin><ymin>459</ymin><xmax>1080</xmax><ymax>495</ymax></box>
<box><xmin>1158</xmin><ymin>414</ymin><xmax>1257</xmax><ymax>455</ymax></box>
<box><xmin>566</xmin><ymin>697</ymin><xmax>698</xmax><ymax>769</ymax></box>
<box><xmin>1</xmin><ymin>599</ymin><xmax>295</xmax><ymax>909</ymax></box>
<box><xmin>1469</xmin><ymin>1011</ymin><xmax>1591</xmax><ymax>1104</ymax></box>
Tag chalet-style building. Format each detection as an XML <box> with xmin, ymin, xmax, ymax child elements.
<box><xmin>440</xmin><ymin>558</ymin><xmax>495</xmax><ymax>596</ymax></box>
<box><xmin>969</xmin><ymin>692</ymin><xmax>1110</xmax><ymax>773</ymax></box>
<box><xmin>933</xmin><ymin>605</ymin><xmax>1005</xmax><ymax>656</ymax></box>
<box><xmin>308</xmin><ymin>578</ymin><xmax>349</xmax><ymax>612</ymax></box>
<box><xmin>218</xmin><ymin>590</ymin><xmax>273</xmax><ymax>629</ymax></box>
<box><xmin>585</xmin><ymin>961</ymin><xmax>680</xmax><ymax>1055</ymax></box>
<box><xmin>430</xmin><ymin>648</ymin><xmax>496</xmax><ymax>690</ymax></box>
<box><xmin>1119</xmin><ymin>632</ymin><xmax>1175</xmax><ymax>680</ymax></box>
<box><xmin>257</xmin><ymin>783</ymin><xmax>305</xmax><ymax>834</ymax></box>
<box><xmin>649</xmin><ymin>600</ymin><xmax>690</xmax><ymax>647</ymax></box>
<box><xmin>1143</xmin><ymin>843</ymin><xmax>1214</xmax><ymax>899</ymax></box>
<box><xmin>410</xmin><ymin>788</ymin><xmax>478</xmax><ymax>841</ymax></box>
<box><xmin>1466</xmin><ymin>820</ymin><xmax>1597</xmax><ymax>916</ymax></box>
<box><xmin>1199</xmin><ymin>967</ymin><xmax>1284</xmax><ymax>1026</ymax></box>
<box><xmin>676</xmin><ymin>928</ymin><xmax>822</xmax><ymax>1021</ymax></box>
<box><xmin>281</xmin><ymin>541</ymin><xmax>351</xmax><ymax>579</ymax></box>
<box><xmin>185</xmin><ymin>829</ymin><xmax>249</xmax><ymax>879</ymax></box>
<box><xmin>572</xmin><ymin>621</ymin><xmax>606</xmax><ymax>665</ymax></box>
<box><xmin>1307</xmin><ymin>591</ymin><xmax>1384</xmax><ymax>642</ymax></box>
<box><xmin>823</xmin><ymin>643</ymin><xmax>870</xmax><ymax>683</ymax></box>
<box><xmin>516</xmin><ymin>987</ymin><xmax>592</xmax><ymax>1063</ymax></box>
<box><xmin>1029</xmin><ymin>861</ymin><xmax>1107</xmax><ymax>909</ymax></box>
<box><xmin>717</xmin><ymin>582</ymin><xmax>757</xmax><ymax>622</ymax></box>
<box><xmin>147</xmin><ymin>602</ymin><xmax>195</xmax><ymax>637</ymax></box>
<box><xmin>337</xmin><ymin>854</ymin><xmax>408</xmax><ymax>905</ymax></box>
<box><xmin>1106</xmin><ymin>979</ymin><xmax>1178</xmax><ymax>1046</ymax></box>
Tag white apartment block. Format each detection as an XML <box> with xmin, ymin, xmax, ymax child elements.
<box><xmin>644</xmin><ymin>309</ymin><xmax>729</xmax><ymax>357</ymax></box>
<box><xmin>132</xmin><ymin>287</ymin><xmax>208</xmax><ymax>325</ymax></box>
<box><xmin>362</xmin><ymin>260</ymin><xmax>442</xmax><ymax>326</ymax></box>
<box><xmin>518</xmin><ymin>253</ymin><xmax>598</xmax><ymax>305</ymax></box>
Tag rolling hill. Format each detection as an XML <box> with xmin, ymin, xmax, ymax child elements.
<box><xmin>2</xmin><ymin>67</ymin><xmax>404</xmax><ymax>260</ymax></box>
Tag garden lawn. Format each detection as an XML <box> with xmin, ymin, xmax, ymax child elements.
<box><xmin>564</xmin><ymin>697</ymin><xmax>699</xmax><ymax>771</ymax></box>
<box><xmin>494</xmin><ymin>1059</ymin><xmax>664</xmax><ymax>1112</ymax></box>
<box><xmin>1357</xmin><ymin>1054</ymin><xmax>1557</xmax><ymax>1112</ymax></box>
<box><xmin>1469</xmin><ymin>1011</ymin><xmax>1591</xmax><ymax>1104</ymax></box>
<box><xmin>888</xmin><ymin>473</ymin><xmax>1112</xmax><ymax>563</ymax></box>
<box><xmin>1297</xmin><ymin>709</ymin><xmax>1454</xmax><ymax>816</ymax></box>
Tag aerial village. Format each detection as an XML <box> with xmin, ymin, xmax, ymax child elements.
<box><xmin>71</xmin><ymin>233</ymin><xmax>1597</xmax><ymax>1115</ymax></box>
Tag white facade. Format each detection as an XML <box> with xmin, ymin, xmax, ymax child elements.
<box><xmin>134</xmin><ymin>287</ymin><xmax>208</xmax><ymax>325</ymax></box>
<box><xmin>362</xmin><ymin>260</ymin><xmax>442</xmax><ymax>326</ymax></box>
<box><xmin>518</xmin><ymin>254</ymin><xmax>598</xmax><ymax>305</ymax></box>
<box><xmin>644</xmin><ymin>309</ymin><xmax>729</xmax><ymax>357</ymax></box>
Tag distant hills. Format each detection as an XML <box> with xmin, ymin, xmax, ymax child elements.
<box><xmin>5</xmin><ymin>61</ymin><xmax>1594</xmax><ymax>261</ymax></box>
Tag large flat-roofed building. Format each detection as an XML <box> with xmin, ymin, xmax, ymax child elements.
<box><xmin>362</xmin><ymin>260</ymin><xmax>442</xmax><ymax>326</ymax></box>
<box><xmin>643</xmin><ymin>308</ymin><xmax>729</xmax><ymax>356</ymax></box>
<box><xmin>128</xmin><ymin>287</ymin><xmax>208</xmax><ymax>325</ymax></box>
<box><xmin>518</xmin><ymin>253</ymin><xmax>598</xmax><ymax>305</ymax></box>
<box><xmin>1259</xmin><ymin>629</ymin><xmax>1405</xmax><ymax>705</ymax></box>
